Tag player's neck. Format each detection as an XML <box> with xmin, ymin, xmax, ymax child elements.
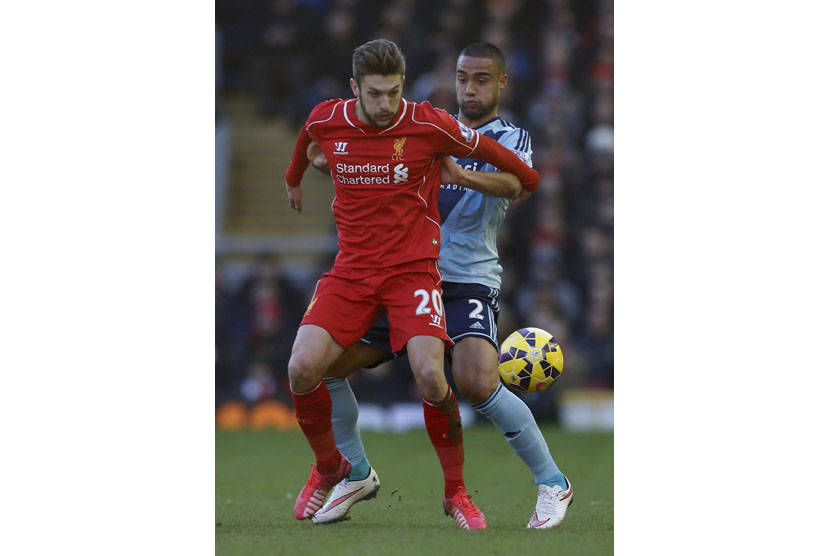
<box><xmin>354</xmin><ymin>99</ymin><xmax>398</xmax><ymax>128</ymax></box>
<box><xmin>457</xmin><ymin>110</ymin><xmax>498</xmax><ymax>130</ymax></box>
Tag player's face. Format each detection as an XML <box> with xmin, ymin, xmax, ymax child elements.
<box><xmin>351</xmin><ymin>74</ymin><xmax>404</xmax><ymax>128</ymax></box>
<box><xmin>456</xmin><ymin>56</ymin><xmax>507</xmax><ymax>123</ymax></box>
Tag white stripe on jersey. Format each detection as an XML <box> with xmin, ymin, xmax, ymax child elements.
<box><xmin>378</xmin><ymin>98</ymin><xmax>409</xmax><ymax>135</ymax></box>
<box><xmin>341</xmin><ymin>99</ymin><xmax>365</xmax><ymax>133</ymax></box>
<box><xmin>409</xmin><ymin>104</ymin><xmax>479</xmax><ymax>154</ymax></box>
<box><xmin>307</xmin><ymin>102</ymin><xmax>341</xmax><ymax>131</ymax></box>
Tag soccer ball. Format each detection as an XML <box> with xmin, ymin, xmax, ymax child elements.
<box><xmin>498</xmin><ymin>327</ymin><xmax>564</xmax><ymax>393</ymax></box>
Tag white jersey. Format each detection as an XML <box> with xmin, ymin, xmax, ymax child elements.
<box><xmin>438</xmin><ymin>116</ymin><xmax>533</xmax><ymax>289</ymax></box>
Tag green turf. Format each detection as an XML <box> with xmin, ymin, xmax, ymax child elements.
<box><xmin>216</xmin><ymin>425</ymin><xmax>613</xmax><ymax>555</ymax></box>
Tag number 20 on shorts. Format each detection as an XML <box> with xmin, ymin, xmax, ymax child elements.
<box><xmin>413</xmin><ymin>289</ymin><xmax>444</xmax><ymax>316</ymax></box>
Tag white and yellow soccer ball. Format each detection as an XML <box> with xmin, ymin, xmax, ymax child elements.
<box><xmin>498</xmin><ymin>327</ymin><xmax>564</xmax><ymax>393</ymax></box>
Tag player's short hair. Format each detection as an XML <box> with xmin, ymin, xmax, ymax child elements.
<box><xmin>352</xmin><ymin>39</ymin><xmax>406</xmax><ymax>86</ymax></box>
<box><xmin>459</xmin><ymin>42</ymin><xmax>506</xmax><ymax>75</ymax></box>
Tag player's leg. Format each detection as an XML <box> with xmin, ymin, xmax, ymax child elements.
<box><xmin>288</xmin><ymin>324</ymin><xmax>352</xmax><ymax>519</ymax></box>
<box><xmin>406</xmin><ymin>335</ymin><xmax>485</xmax><ymax>530</ymax></box>
<box><xmin>453</xmin><ymin>336</ymin><xmax>564</xmax><ymax>485</ymax></box>
<box><xmin>289</xmin><ymin>272</ymin><xmax>384</xmax><ymax>520</ymax></box>
<box><xmin>408</xmin><ymin>335</ymin><xmax>463</xmax><ymax>495</ymax></box>
<box><xmin>325</xmin><ymin>342</ymin><xmax>388</xmax><ymax>480</ymax></box>
<box><xmin>451</xmin><ymin>336</ymin><xmax>572</xmax><ymax>529</ymax></box>
<box><xmin>325</xmin><ymin>315</ymin><xmax>398</xmax><ymax>482</ymax></box>
<box><xmin>383</xmin><ymin>260</ymin><xmax>486</xmax><ymax>529</ymax></box>
<box><xmin>444</xmin><ymin>283</ymin><xmax>572</xmax><ymax>528</ymax></box>
<box><xmin>288</xmin><ymin>323</ymin><xmax>348</xmax><ymax>472</ymax></box>
<box><xmin>311</xmin><ymin>342</ymin><xmax>389</xmax><ymax>524</ymax></box>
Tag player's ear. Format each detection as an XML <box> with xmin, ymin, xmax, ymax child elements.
<box><xmin>499</xmin><ymin>73</ymin><xmax>508</xmax><ymax>91</ymax></box>
<box><xmin>350</xmin><ymin>77</ymin><xmax>359</xmax><ymax>97</ymax></box>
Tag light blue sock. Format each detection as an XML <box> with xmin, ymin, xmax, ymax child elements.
<box><xmin>324</xmin><ymin>377</ymin><xmax>371</xmax><ymax>480</ymax></box>
<box><xmin>473</xmin><ymin>383</ymin><xmax>566</xmax><ymax>489</ymax></box>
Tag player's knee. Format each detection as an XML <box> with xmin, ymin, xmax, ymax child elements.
<box><xmin>287</xmin><ymin>354</ymin><xmax>322</xmax><ymax>393</ymax></box>
<box><xmin>453</xmin><ymin>360</ymin><xmax>499</xmax><ymax>404</ymax></box>
<box><xmin>411</xmin><ymin>365</ymin><xmax>448</xmax><ymax>402</ymax></box>
<box><xmin>457</xmin><ymin>380</ymin><xmax>492</xmax><ymax>405</ymax></box>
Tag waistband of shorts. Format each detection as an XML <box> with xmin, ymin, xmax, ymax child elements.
<box><xmin>331</xmin><ymin>258</ymin><xmax>438</xmax><ymax>277</ymax></box>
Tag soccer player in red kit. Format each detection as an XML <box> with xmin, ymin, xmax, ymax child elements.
<box><xmin>284</xmin><ymin>39</ymin><xmax>539</xmax><ymax>529</ymax></box>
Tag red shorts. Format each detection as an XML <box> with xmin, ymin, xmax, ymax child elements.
<box><xmin>300</xmin><ymin>259</ymin><xmax>451</xmax><ymax>352</ymax></box>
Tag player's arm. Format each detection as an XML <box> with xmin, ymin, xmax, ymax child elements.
<box><xmin>508</xmin><ymin>189</ymin><xmax>533</xmax><ymax>212</ymax></box>
<box><xmin>440</xmin><ymin>156</ymin><xmax>521</xmax><ymax>198</ymax></box>
<box><xmin>496</xmin><ymin>127</ymin><xmax>535</xmax><ymax>211</ymax></box>
<box><xmin>284</xmin><ymin>125</ymin><xmax>314</xmax><ymax>213</ymax></box>
<box><xmin>307</xmin><ymin>141</ymin><xmax>331</xmax><ymax>175</ymax></box>
<box><xmin>424</xmin><ymin>104</ymin><xmax>539</xmax><ymax>192</ymax></box>
<box><xmin>467</xmin><ymin>133</ymin><xmax>539</xmax><ymax>193</ymax></box>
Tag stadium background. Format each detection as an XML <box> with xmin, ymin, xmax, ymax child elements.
<box><xmin>214</xmin><ymin>0</ymin><xmax>613</xmax><ymax>430</ymax></box>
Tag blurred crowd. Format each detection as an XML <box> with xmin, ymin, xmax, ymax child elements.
<box><xmin>216</xmin><ymin>0</ymin><xmax>613</xmax><ymax>418</ymax></box>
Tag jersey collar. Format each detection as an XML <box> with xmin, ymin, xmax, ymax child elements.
<box><xmin>346</xmin><ymin>98</ymin><xmax>407</xmax><ymax>134</ymax></box>
<box><xmin>454</xmin><ymin>114</ymin><xmax>501</xmax><ymax>130</ymax></box>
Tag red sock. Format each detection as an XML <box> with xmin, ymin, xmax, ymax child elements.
<box><xmin>291</xmin><ymin>380</ymin><xmax>341</xmax><ymax>474</ymax></box>
<box><xmin>423</xmin><ymin>387</ymin><xmax>465</xmax><ymax>497</ymax></box>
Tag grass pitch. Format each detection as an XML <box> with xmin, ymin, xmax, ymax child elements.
<box><xmin>216</xmin><ymin>425</ymin><xmax>613</xmax><ymax>555</ymax></box>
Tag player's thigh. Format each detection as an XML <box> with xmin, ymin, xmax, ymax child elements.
<box><xmin>289</xmin><ymin>324</ymin><xmax>347</xmax><ymax>389</ymax></box>
<box><xmin>301</xmin><ymin>272</ymin><xmax>384</xmax><ymax>352</ymax></box>
<box><xmin>381</xmin><ymin>260</ymin><xmax>451</xmax><ymax>353</ymax></box>
<box><xmin>325</xmin><ymin>342</ymin><xmax>390</xmax><ymax>378</ymax></box>
<box><xmin>451</xmin><ymin>336</ymin><xmax>500</xmax><ymax>404</ymax></box>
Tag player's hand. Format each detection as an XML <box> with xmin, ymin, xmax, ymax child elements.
<box><xmin>286</xmin><ymin>182</ymin><xmax>303</xmax><ymax>213</ymax></box>
<box><xmin>440</xmin><ymin>156</ymin><xmax>465</xmax><ymax>185</ymax></box>
<box><xmin>508</xmin><ymin>189</ymin><xmax>533</xmax><ymax>213</ymax></box>
<box><xmin>307</xmin><ymin>141</ymin><xmax>330</xmax><ymax>174</ymax></box>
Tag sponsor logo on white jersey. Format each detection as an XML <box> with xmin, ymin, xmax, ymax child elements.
<box><xmin>457</xmin><ymin>122</ymin><xmax>475</xmax><ymax>143</ymax></box>
<box><xmin>514</xmin><ymin>150</ymin><xmax>530</xmax><ymax>164</ymax></box>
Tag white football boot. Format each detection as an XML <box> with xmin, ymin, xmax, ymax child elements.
<box><xmin>311</xmin><ymin>467</ymin><xmax>381</xmax><ymax>524</ymax></box>
<box><xmin>527</xmin><ymin>475</ymin><xmax>574</xmax><ymax>529</ymax></box>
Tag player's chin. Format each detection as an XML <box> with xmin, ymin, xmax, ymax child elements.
<box><xmin>460</xmin><ymin>106</ymin><xmax>485</xmax><ymax>120</ymax></box>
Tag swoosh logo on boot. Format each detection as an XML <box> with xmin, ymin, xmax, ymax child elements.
<box><xmin>529</xmin><ymin>511</ymin><xmax>550</xmax><ymax>527</ymax></box>
<box><xmin>326</xmin><ymin>486</ymin><xmax>364</xmax><ymax>508</ymax></box>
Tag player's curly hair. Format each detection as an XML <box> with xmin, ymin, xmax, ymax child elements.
<box><xmin>352</xmin><ymin>39</ymin><xmax>406</xmax><ymax>85</ymax></box>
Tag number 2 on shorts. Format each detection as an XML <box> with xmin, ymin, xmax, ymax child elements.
<box><xmin>467</xmin><ymin>299</ymin><xmax>485</xmax><ymax>320</ymax></box>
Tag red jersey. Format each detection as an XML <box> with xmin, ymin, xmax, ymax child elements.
<box><xmin>286</xmin><ymin>98</ymin><xmax>539</xmax><ymax>269</ymax></box>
